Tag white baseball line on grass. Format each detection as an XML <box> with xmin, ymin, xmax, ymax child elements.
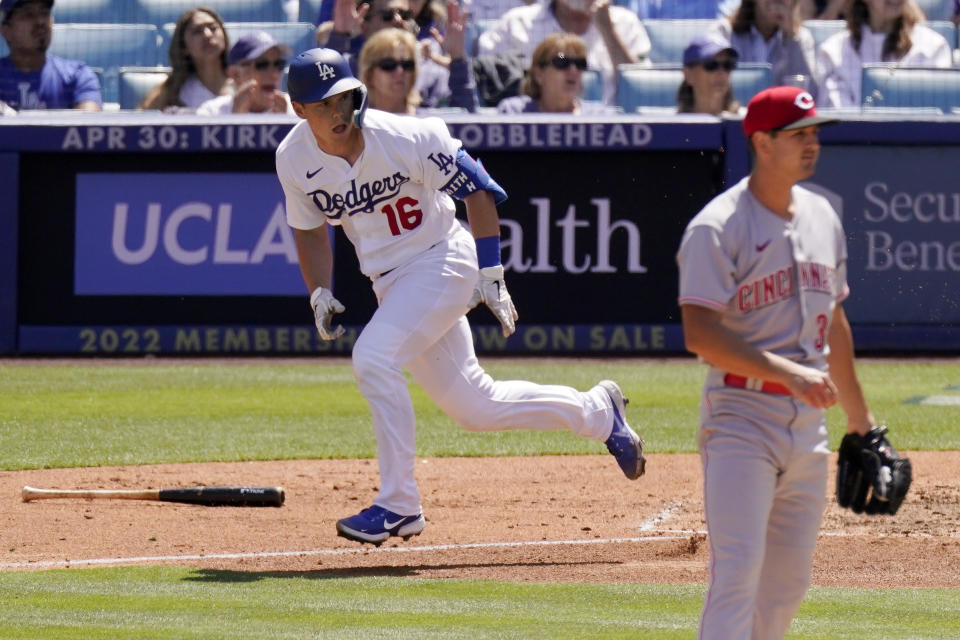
<box><xmin>4</xmin><ymin>528</ymin><xmax>951</xmax><ymax>571</ymax></box>
<box><xmin>1</xmin><ymin>535</ymin><xmax>692</xmax><ymax>570</ymax></box>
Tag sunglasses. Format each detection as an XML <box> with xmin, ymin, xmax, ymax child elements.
<box><xmin>701</xmin><ymin>58</ymin><xmax>737</xmax><ymax>72</ymax></box>
<box><xmin>250</xmin><ymin>59</ymin><xmax>286</xmax><ymax>71</ymax></box>
<box><xmin>544</xmin><ymin>54</ymin><xmax>587</xmax><ymax>71</ymax></box>
<box><xmin>369</xmin><ymin>8</ymin><xmax>414</xmax><ymax>21</ymax></box>
<box><xmin>375</xmin><ymin>57</ymin><xmax>415</xmax><ymax>72</ymax></box>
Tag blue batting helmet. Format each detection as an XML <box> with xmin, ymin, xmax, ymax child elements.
<box><xmin>288</xmin><ymin>48</ymin><xmax>368</xmax><ymax>127</ymax></box>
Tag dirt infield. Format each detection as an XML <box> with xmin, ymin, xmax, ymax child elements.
<box><xmin>3</xmin><ymin>452</ymin><xmax>959</xmax><ymax>587</ymax></box>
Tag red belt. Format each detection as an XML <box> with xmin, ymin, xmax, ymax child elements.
<box><xmin>723</xmin><ymin>373</ymin><xmax>791</xmax><ymax>396</ymax></box>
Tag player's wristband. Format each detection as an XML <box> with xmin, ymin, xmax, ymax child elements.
<box><xmin>475</xmin><ymin>236</ymin><xmax>501</xmax><ymax>269</ymax></box>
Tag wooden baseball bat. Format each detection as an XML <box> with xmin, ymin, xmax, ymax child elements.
<box><xmin>22</xmin><ymin>485</ymin><xmax>285</xmax><ymax>507</ymax></box>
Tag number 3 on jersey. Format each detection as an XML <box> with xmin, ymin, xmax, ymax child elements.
<box><xmin>381</xmin><ymin>197</ymin><xmax>423</xmax><ymax>236</ymax></box>
<box><xmin>813</xmin><ymin>313</ymin><xmax>828</xmax><ymax>351</ymax></box>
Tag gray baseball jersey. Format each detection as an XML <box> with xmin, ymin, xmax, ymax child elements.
<box><xmin>677</xmin><ymin>176</ymin><xmax>848</xmax><ymax>387</ymax></box>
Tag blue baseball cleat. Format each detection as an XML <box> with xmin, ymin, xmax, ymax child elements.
<box><xmin>336</xmin><ymin>505</ymin><xmax>426</xmax><ymax>545</ymax></box>
<box><xmin>598</xmin><ymin>380</ymin><xmax>646</xmax><ymax>480</ymax></box>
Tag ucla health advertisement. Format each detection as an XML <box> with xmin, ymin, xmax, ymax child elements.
<box><xmin>74</xmin><ymin>173</ymin><xmax>305</xmax><ymax>295</ymax></box>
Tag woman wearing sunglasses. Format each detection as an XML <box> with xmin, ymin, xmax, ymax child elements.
<box><xmin>359</xmin><ymin>27</ymin><xmax>477</xmax><ymax>113</ymax></box>
<box><xmin>710</xmin><ymin>0</ymin><xmax>817</xmax><ymax>94</ymax></box>
<box><xmin>196</xmin><ymin>31</ymin><xmax>295</xmax><ymax>115</ymax></box>
<box><xmin>497</xmin><ymin>33</ymin><xmax>616</xmax><ymax>114</ymax></box>
<box><xmin>678</xmin><ymin>33</ymin><xmax>742</xmax><ymax>116</ymax></box>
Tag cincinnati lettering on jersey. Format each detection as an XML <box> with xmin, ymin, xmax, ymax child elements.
<box><xmin>308</xmin><ymin>172</ymin><xmax>410</xmax><ymax>219</ymax></box>
<box><xmin>737</xmin><ymin>261</ymin><xmax>836</xmax><ymax>312</ymax></box>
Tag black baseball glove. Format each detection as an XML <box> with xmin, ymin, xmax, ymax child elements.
<box><xmin>836</xmin><ymin>426</ymin><xmax>912</xmax><ymax>515</ymax></box>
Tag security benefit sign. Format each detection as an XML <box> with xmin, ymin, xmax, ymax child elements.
<box><xmin>811</xmin><ymin>146</ymin><xmax>960</xmax><ymax>324</ymax></box>
<box><xmin>74</xmin><ymin>173</ymin><xmax>303</xmax><ymax>295</ymax></box>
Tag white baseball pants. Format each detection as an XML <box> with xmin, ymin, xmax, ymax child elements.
<box><xmin>351</xmin><ymin>225</ymin><xmax>614</xmax><ymax>516</ymax></box>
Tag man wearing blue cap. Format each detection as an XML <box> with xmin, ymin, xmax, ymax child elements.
<box><xmin>0</xmin><ymin>0</ymin><xmax>101</xmax><ymax>110</ymax></box>
<box><xmin>276</xmin><ymin>47</ymin><xmax>645</xmax><ymax>546</ymax></box>
<box><xmin>196</xmin><ymin>31</ymin><xmax>294</xmax><ymax>115</ymax></box>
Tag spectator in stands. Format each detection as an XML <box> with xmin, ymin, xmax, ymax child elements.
<box><xmin>410</xmin><ymin>0</ymin><xmax>446</xmax><ymax>40</ymax></box>
<box><xmin>321</xmin><ymin>0</ymin><xmax>477</xmax><ymax>110</ymax></box>
<box><xmin>710</xmin><ymin>0</ymin><xmax>817</xmax><ymax>94</ymax></box>
<box><xmin>359</xmin><ymin>27</ymin><xmax>477</xmax><ymax>112</ymax></box>
<box><xmin>815</xmin><ymin>0</ymin><xmax>952</xmax><ymax>108</ymax></box>
<box><xmin>476</xmin><ymin>0</ymin><xmax>651</xmax><ymax>106</ymax></box>
<box><xmin>196</xmin><ymin>32</ymin><xmax>294</xmax><ymax>115</ymax></box>
<box><xmin>637</xmin><ymin>0</ymin><xmax>741</xmax><ymax>18</ymax></box>
<box><xmin>140</xmin><ymin>7</ymin><xmax>232</xmax><ymax>111</ymax></box>
<box><xmin>316</xmin><ymin>0</ymin><xmax>417</xmax><ymax>52</ymax></box>
<box><xmin>314</xmin><ymin>0</ymin><xmax>532</xmax><ymax>24</ymax></box>
<box><xmin>678</xmin><ymin>32</ymin><xmax>742</xmax><ymax>115</ymax></box>
<box><xmin>460</xmin><ymin>0</ymin><xmax>533</xmax><ymax>22</ymax></box>
<box><xmin>798</xmin><ymin>0</ymin><xmax>845</xmax><ymax>19</ymax></box>
<box><xmin>0</xmin><ymin>0</ymin><xmax>101</xmax><ymax>110</ymax></box>
<box><xmin>497</xmin><ymin>32</ymin><xmax>616</xmax><ymax>113</ymax></box>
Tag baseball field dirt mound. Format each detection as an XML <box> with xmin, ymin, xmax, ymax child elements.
<box><xmin>2</xmin><ymin>452</ymin><xmax>958</xmax><ymax>587</ymax></box>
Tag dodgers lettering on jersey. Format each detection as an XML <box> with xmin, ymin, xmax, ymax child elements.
<box><xmin>308</xmin><ymin>172</ymin><xmax>410</xmax><ymax>219</ymax></box>
<box><xmin>276</xmin><ymin>110</ymin><xmax>463</xmax><ymax>278</ymax></box>
<box><xmin>676</xmin><ymin>177</ymin><xmax>848</xmax><ymax>367</ymax></box>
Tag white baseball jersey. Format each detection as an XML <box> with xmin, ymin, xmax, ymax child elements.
<box><xmin>276</xmin><ymin>109</ymin><xmax>464</xmax><ymax>278</ymax></box>
<box><xmin>677</xmin><ymin>176</ymin><xmax>849</xmax><ymax>385</ymax></box>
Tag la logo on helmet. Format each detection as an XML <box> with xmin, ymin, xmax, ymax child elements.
<box><xmin>794</xmin><ymin>92</ymin><xmax>814</xmax><ymax>109</ymax></box>
<box><xmin>315</xmin><ymin>62</ymin><xmax>336</xmax><ymax>81</ymax></box>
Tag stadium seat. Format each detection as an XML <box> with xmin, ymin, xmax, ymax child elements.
<box><xmin>299</xmin><ymin>0</ymin><xmax>322</xmax><ymax>23</ymax></box>
<box><xmin>861</xmin><ymin>64</ymin><xmax>960</xmax><ymax>113</ymax></box>
<box><xmin>118</xmin><ymin>66</ymin><xmax>170</xmax><ymax>109</ymax></box>
<box><xmin>132</xmin><ymin>0</ymin><xmax>287</xmax><ymax>27</ymax></box>
<box><xmin>159</xmin><ymin>22</ymin><xmax>316</xmax><ymax>66</ymax></box>
<box><xmin>617</xmin><ymin>65</ymin><xmax>682</xmax><ymax>111</ymax></box>
<box><xmin>926</xmin><ymin>20</ymin><xmax>957</xmax><ymax>49</ymax></box>
<box><xmin>802</xmin><ymin>19</ymin><xmax>846</xmax><ymax>49</ymax></box>
<box><xmin>223</xmin><ymin>22</ymin><xmax>317</xmax><ymax>57</ymax></box>
<box><xmin>915</xmin><ymin>0</ymin><xmax>955</xmax><ymax>20</ymax></box>
<box><xmin>617</xmin><ymin>63</ymin><xmax>772</xmax><ymax>113</ymax></box>
<box><xmin>730</xmin><ymin>62</ymin><xmax>773</xmax><ymax>106</ymax></box>
<box><xmin>582</xmin><ymin>68</ymin><xmax>603</xmax><ymax>103</ymax></box>
<box><xmin>640</xmin><ymin>19</ymin><xmax>717</xmax><ymax>64</ymax></box>
<box><xmin>46</xmin><ymin>24</ymin><xmax>162</xmax><ymax>104</ymax></box>
<box><xmin>52</xmin><ymin>0</ymin><xmax>130</xmax><ymax>23</ymax></box>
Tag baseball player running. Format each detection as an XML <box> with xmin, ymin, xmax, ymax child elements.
<box><xmin>276</xmin><ymin>48</ymin><xmax>645</xmax><ymax>546</ymax></box>
<box><xmin>677</xmin><ymin>86</ymin><xmax>903</xmax><ymax>640</ymax></box>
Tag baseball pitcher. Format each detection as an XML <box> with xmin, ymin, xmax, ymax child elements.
<box><xmin>677</xmin><ymin>86</ymin><xmax>911</xmax><ymax>640</ymax></box>
<box><xmin>276</xmin><ymin>48</ymin><xmax>645</xmax><ymax>546</ymax></box>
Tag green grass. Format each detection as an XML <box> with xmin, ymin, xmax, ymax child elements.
<box><xmin>2</xmin><ymin>358</ymin><xmax>959</xmax><ymax>639</ymax></box>
<box><xmin>1</xmin><ymin>359</ymin><xmax>959</xmax><ymax>470</ymax></box>
<box><xmin>0</xmin><ymin>567</ymin><xmax>957</xmax><ymax>640</ymax></box>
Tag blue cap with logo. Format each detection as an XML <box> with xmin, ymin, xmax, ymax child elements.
<box><xmin>228</xmin><ymin>31</ymin><xmax>292</xmax><ymax>66</ymax></box>
<box><xmin>1</xmin><ymin>0</ymin><xmax>53</xmax><ymax>23</ymax></box>
<box><xmin>683</xmin><ymin>32</ymin><xmax>738</xmax><ymax>67</ymax></box>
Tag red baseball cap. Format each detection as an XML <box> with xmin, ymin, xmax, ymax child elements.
<box><xmin>742</xmin><ymin>86</ymin><xmax>837</xmax><ymax>138</ymax></box>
